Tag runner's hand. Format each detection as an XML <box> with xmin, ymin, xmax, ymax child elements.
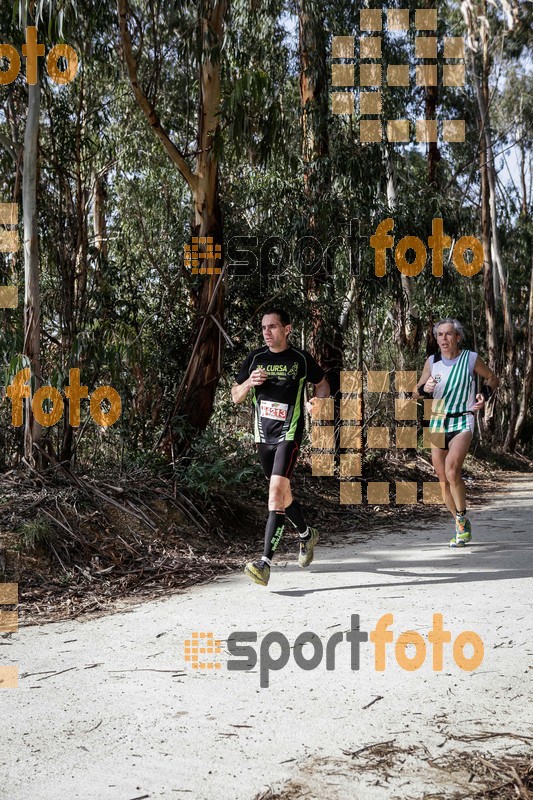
<box><xmin>471</xmin><ymin>393</ymin><xmax>485</xmax><ymax>412</ymax></box>
<box><xmin>306</xmin><ymin>397</ymin><xmax>322</xmax><ymax>416</ymax></box>
<box><xmin>249</xmin><ymin>368</ymin><xmax>267</xmax><ymax>387</ymax></box>
<box><xmin>423</xmin><ymin>377</ymin><xmax>437</xmax><ymax>394</ymax></box>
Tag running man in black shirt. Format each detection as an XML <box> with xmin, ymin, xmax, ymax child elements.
<box><xmin>232</xmin><ymin>308</ymin><xmax>330</xmax><ymax>586</ymax></box>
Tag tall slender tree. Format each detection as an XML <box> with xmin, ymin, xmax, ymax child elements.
<box><xmin>117</xmin><ymin>0</ymin><xmax>227</xmax><ymax>455</ymax></box>
<box><xmin>463</xmin><ymin>0</ymin><xmax>519</xmax><ymax>440</ymax></box>
<box><xmin>298</xmin><ymin>0</ymin><xmax>343</xmax><ymax>395</ymax></box>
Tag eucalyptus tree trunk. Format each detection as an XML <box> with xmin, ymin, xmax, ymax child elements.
<box><xmin>61</xmin><ymin>69</ymin><xmax>89</xmax><ymax>463</ymax></box>
<box><xmin>298</xmin><ymin>0</ymin><xmax>329</xmax><ymax>179</ymax></box>
<box><xmin>464</xmin><ymin>0</ymin><xmax>517</xmax><ymax>440</ymax></box>
<box><xmin>178</xmin><ymin>4</ymin><xmax>226</xmax><ymax>439</ymax></box>
<box><xmin>463</xmin><ymin>0</ymin><xmax>497</xmax><ymax>443</ymax></box>
<box><xmin>421</xmin><ymin>0</ymin><xmax>440</xmax><ymax>184</ymax></box>
<box><xmin>298</xmin><ymin>0</ymin><xmax>342</xmax><ymax>397</ymax></box>
<box><xmin>479</xmin><ymin>123</ymin><xmax>498</xmax><ymax>373</ymax></box>
<box><xmin>519</xmin><ymin>138</ymin><xmax>528</xmax><ymax>220</ymax></box>
<box><xmin>476</xmin><ymin>59</ymin><xmax>517</xmax><ymax>445</ymax></box>
<box><xmin>93</xmin><ymin>169</ymin><xmax>108</xmax><ymax>259</ymax></box>
<box><xmin>477</xmin><ymin>73</ymin><xmax>498</xmax><ymax>434</ymax></box>
<box><xmin>510</xmin><ymin>255</ymin><xmax>533</xmax><ymax>449</ymax></box>
<box><xmin>355</xmin><ymin>286</ymin><xmax>365</xmax><ymax>464</ymax></box>
<box><xmin>487</xmin><ymin>151</ymin><xmax>517</xmax><ymax>446</ymax></box>
<box><xmin>22</xmin><ymin>81</ymin><xmax>42</xmax><ymax>465</ymax></box>
<box><xmin>386</xmin><ymin>147</ymin><xmax>420</xmax><ymax>366</ymax></box>
<box><xmin>118</xmin><ymin>0</ymin><xmax>227</xmax><ymax>455</ymax></box>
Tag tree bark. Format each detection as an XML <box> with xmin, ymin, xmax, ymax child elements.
<box><xmin>519</xmin><ymin>140</ymin><xmax>528</xmax><ymax>220</ymax></box>
<box><xmin>479</xmin><ymin>78</ymin><xmax>517</xmax><ymax>446</ymax></box>
<box><xmin>422</xmin><ymin>0</ymin><xmax>440</xmax><ymax>184</ymax></box>
<box><xmin>466</xmin><ymin>0</ymin><xmax>516</xmax><ymax>442</ymax></box>
<box><xmin>22</xmin><ymin>80</ymin><xmax>42</xmax><ymax>465</ymax></box>
<box><xmin>479</xmin><ymin>147</ymin><xmax>498</xmax><ymax>372</ymax></box>
<box><xmin>355</xmin><ymin>284</ymin><xmax>365</xmax><ymax>466</ymax></box>
<box><xmin>463</xmin><ymin>8</ymin><xmax>499</xmax><ymax>407</ymax></box>
<box><xmin>510</xmin><ymin>253</ymin><xmax>533</xmax><ymax>448</ymax></box>
<box><xmin>118</xmin><ymin>0</ymin><xmax>227</xmax><ymax>454</ymax></box>
<box><xmin>298</xmin><ymin>0</ymin><xmax>343</xmax><ymax>397</ymax></box>
<box><xmin>298</xmin><ymin>0</ymin><xmax>329</xmax><ymax>181</ymax></box>
<box><xmin>386</xmin><ymin>147</ymin><xmax>420</xmax><ymax>366</ymax></box>
<box><xmin>93</xmin><ymin>169</ymin><xmax>108</xmax><ymax>259</ymax></box>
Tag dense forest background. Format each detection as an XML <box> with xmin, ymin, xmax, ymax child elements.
<box><xmin>0</xmin><ymin>0</ymin><xmax>532</xmax><ymax>496</ymax></box>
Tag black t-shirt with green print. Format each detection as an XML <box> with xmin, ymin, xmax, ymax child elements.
<box><xmin>235</xmin><ymin>344</ymin><xmax>325</xmax><ymax>444</ymax></box>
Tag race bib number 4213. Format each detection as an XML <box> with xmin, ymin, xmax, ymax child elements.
<box><xmin>260</xmin><ymin>401</ymin><xmax>288</xmax><ymax>420</ymax></box>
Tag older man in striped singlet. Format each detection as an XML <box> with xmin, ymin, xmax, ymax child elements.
<box><xmin>413</xmin><ymin>319</ymin><xmax>499</xmax><ymax>547</ymax></box>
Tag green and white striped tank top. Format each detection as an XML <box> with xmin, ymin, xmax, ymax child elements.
<box><xmin>429</xmin><ymin>349</ymin><xmax>477</xmax><ymax>434</ymax></box>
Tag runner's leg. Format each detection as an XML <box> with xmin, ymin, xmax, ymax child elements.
<box><xmin>245</xmin><ymin>442</ymin><xmax>307</xmax><ymax>584</ymax></box>
<box><xmin>273</xmin><ymin>442</ymin><xmax>313</xmax><ymax>542</ymax></box>
<box><xmin>431</xmin><ymin>446</ymin><xmax>456</xmax><ymax>517</ymax></box>
<box><xmin>285</xmin><ymin>496</ymin><xmax>305</xmax><ymax>530</ymax></box>
<box><xmin>264</xmin><ymin>438</ymin><xmax>318</xmax><ymax>560</ymax></box>
<box><xmin>260</xmin><ymin>440</ymin><xmax>299</xmax><ymax>563</ymax></box>
<box><xmin>444</xmin><ymin>432</ymin><xmax>472</xmax><ymax>513</ymax></box>
<box><xmin>445</xmin><ymin>431</ymin><xmax>474</xmax><ymax>545</ymax></box>
<box><xmin>268</xmin><ymin>442</ymin><xmax>319</xmax><ymax>567</ymax></box>
<box><xmin>253</xmin><ymin>445</ymin><xmax>286</xmax><ymax>565</ymax></box>
<box><xmin>268</xmin><ymin>474</ymin><xmax>289</xmax><ymax>512</ymax></box>
<box><xmin>262</xmin><ymin>474</ymin><xmax>287</xmax><ymax>562</ymax></box>
<box><xmin>243</xmin><ymin>445</ymin><xmax>282</xmax><ymax>585</ymax></box>
<box><xmin>257</xmin><ymin>443</ymin><xmax>275</xmax><ymax>483</ymax></box>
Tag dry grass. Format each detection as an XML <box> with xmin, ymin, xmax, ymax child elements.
<box><xmin>253</xmin><ymin>741</ymin><xmax>533</xmax><ymax>800</ymax></box>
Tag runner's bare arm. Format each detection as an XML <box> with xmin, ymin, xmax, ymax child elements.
<box><xmin>471</xmin><ymin>357</ymin><xmax>499</xmax><ymax>410</ymax></box>
<box><xmin>231</xmin><ymin>369</ymin><xmax>268</xmax><ymax>404</ymax></box>
<box><xmin>314</xmin><ymin>377</ymin><xmax>330</xmax><ymax>398</ymax></box>
<box><xmin>231</xmin><ymin>380</ymin><xmax>251</xmax><ymax>404</ymax></box>
<box><xmin>306</xmin><ymin>377</ymin><xmax>330</xmax><ymax>414</ymax></box>
<box><xmin>473</xmin><ymin>357</ymin><xmax>499</xmax><ymax>391</ymax></box>
<box><xmin>412</xmin><ymin>357</ymin><xmax>433</xmax><ymax>399</ymax></box>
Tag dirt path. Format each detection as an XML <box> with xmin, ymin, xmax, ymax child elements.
<box><xmin>3</xmin><ymin>475</ymin><xmax>533</xmax><ymax>799</ymax></box>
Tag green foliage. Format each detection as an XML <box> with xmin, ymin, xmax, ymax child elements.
<box><xmin>174</xmin><ymin>428</ymin><xmax>258</xmax><ymax>499</ymax></box>
<box><xmin>18</xmin><ymin>517</ymin><xmax>56</xmax><ymax>550</ymax></box>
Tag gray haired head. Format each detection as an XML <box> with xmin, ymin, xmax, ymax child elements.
<box><xmin>433</xmin><ymin>318</ymin><xmax>465</xmax><ymax>342</ymax></box>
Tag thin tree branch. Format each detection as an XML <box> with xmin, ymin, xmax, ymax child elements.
<box><xmin>116</xmin><ymin>0</ymin><xmax>197</xmax><ymax>193</ymax></box>
<box><xmin>0</xmin><ymin>133</ymin><xmax>22</xmax><ymax>163</ymax></box>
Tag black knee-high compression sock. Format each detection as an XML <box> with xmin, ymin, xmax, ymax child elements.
<box><xmin>284</xmin><ymin>500</ymin><xmax>310</xmax><ymax>538</ymax></box>
<box><xmin>262</xmin><ymin>511</ymin><xmax>285</xmax><ymax>563</ymax></box>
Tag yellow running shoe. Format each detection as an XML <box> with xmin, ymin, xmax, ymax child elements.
<box><xmin>298</xmin><ymin>528</ymin><xmax>319</xmax><ymax>568</ymax></box>
<box><xmin>244</xmin><ymin>560</ymin><xmax>270</xmax><ymax>586</ymax></box>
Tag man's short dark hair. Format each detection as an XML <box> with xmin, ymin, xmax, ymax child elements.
<box><xmin>262</xmin><ymin>307</ymin><xmax>291</xmax><ymax>326</ymax></box>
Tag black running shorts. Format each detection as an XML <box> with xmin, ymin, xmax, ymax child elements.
<box><xmin>257</xmin><ymin>441</ymin><xmax>300</xmax><ymax>480</ymax></box>
<box><xmin>436</xmin><ymin>429</ymin><xmax>473</xmax><ymax>450</ymax></box>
